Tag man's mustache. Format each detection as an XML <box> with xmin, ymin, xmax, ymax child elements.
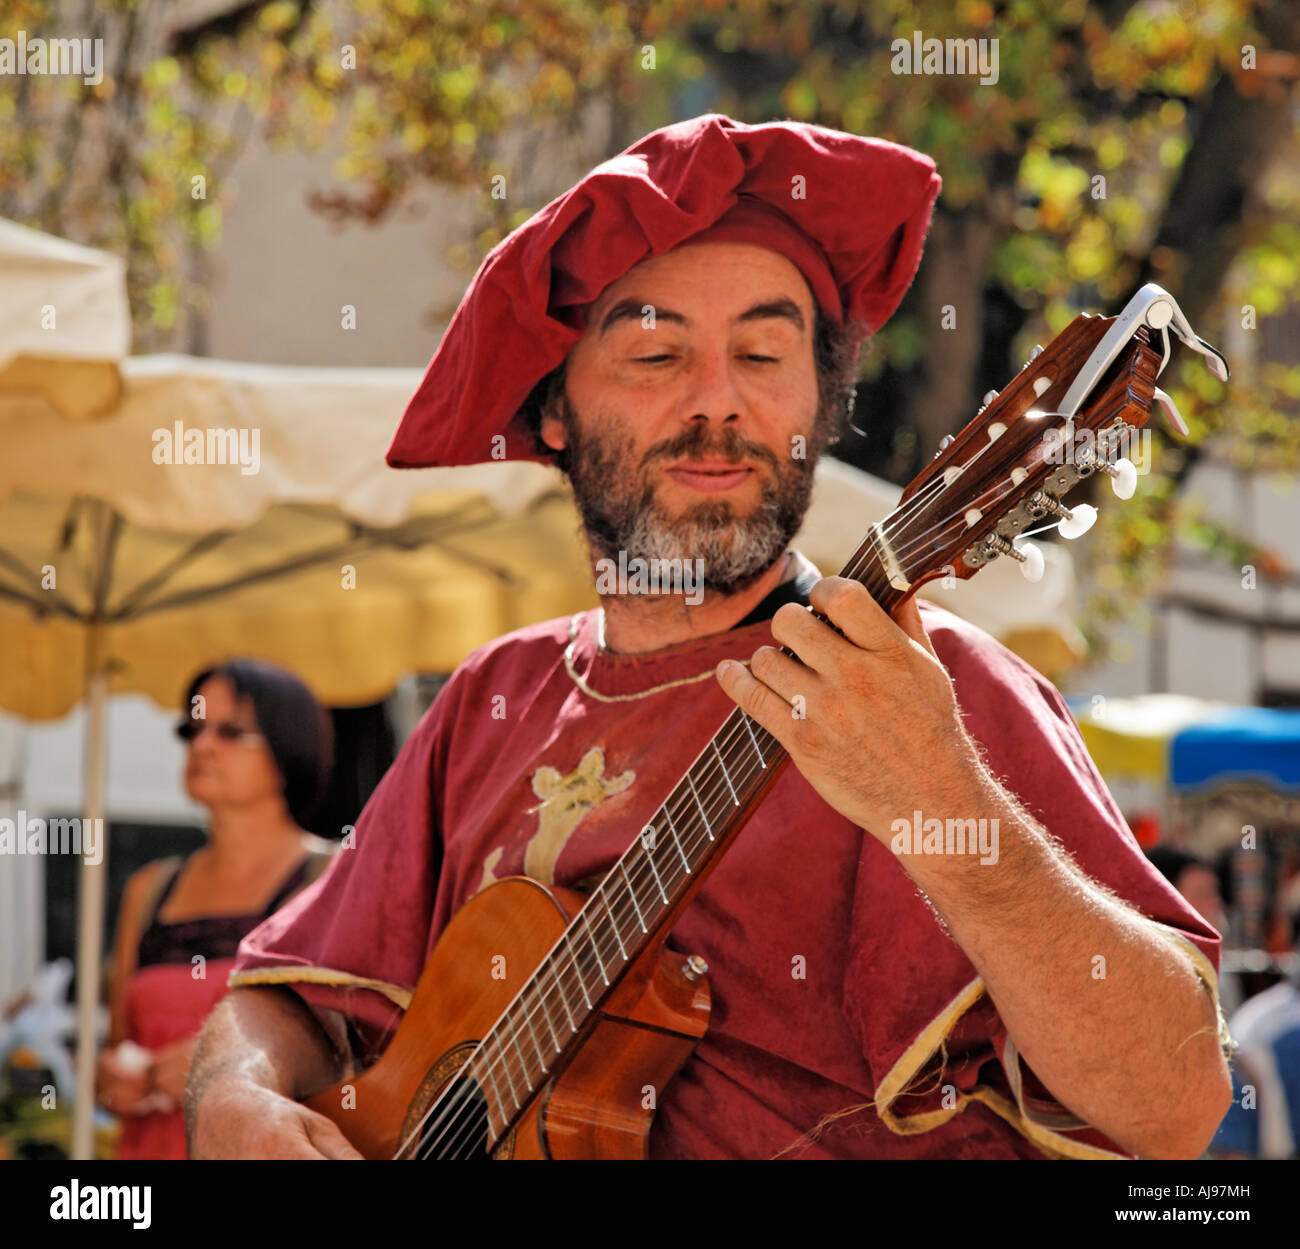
<box><xmin>642</xmin><ymin>427</ymin><xmax>781</xmax><ymax>472</ymax></box>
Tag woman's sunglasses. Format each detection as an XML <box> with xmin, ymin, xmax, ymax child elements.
<box><xmin>175</xmin><ymin>719</ymin><xmax>264</xmax><ymax>746</ymax></box>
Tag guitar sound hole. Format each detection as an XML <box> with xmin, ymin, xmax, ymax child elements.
<box><xmin>410</xmin><ymin>1076</ymin><xmax>492</xmax><ymax>1160</ymax></box>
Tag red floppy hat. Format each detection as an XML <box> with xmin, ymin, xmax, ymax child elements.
<box><xmin>387</xmin><ymin>113</ymin><xmax>942</xmax><ymax>469</ymax></box>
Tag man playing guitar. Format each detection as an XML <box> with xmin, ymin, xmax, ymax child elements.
<box><xmin>185</xmin><ymin>114</ymin><xmax>1232</xmax><ymax>1160</ymax></box>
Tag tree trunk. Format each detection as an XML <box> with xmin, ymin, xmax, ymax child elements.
<box><xmin>904</xmin><ymin>207</ymin><xmax>999</xmax><ymax>459</ymax></box>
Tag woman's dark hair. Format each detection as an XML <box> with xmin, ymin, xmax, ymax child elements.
<box><xmin>182</xmin><ymin>659</ymin><xmax>334</xmax><ymax>827</ymax></box>
<box><xmin>516</xmin><ymin>305</ymin><xmax>865</xmax><ymax>474</ymax></box>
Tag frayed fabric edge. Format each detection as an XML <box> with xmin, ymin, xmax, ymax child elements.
<box><xmin>873</xmin><ymin>976</ymin><xmax>1128</xmax><ymax>1160</ymax></box>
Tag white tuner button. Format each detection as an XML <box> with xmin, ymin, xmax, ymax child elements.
<box><xmin>1058</xmin><ymin>504</ymin><xmax>1098</xmax><ymax>540</ymax></box>
<box><xmin>1014</xmin><ymin>539</ymin><xmax>1045</xmax><ymax>582</ymax></box>
<box><xmin>1109</xmin><ymin>457</ymin><xmax>1138</xmax><ymax>499</ymax></box>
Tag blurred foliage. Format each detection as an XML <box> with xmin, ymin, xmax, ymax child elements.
<box><xmin>1</xmin><ymin>0</ymin><xmax>1296</xmax><ymax>663</ymax></box>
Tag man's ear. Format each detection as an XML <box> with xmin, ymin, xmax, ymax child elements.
<box><xmin>540</xmin><ymin>413</ymin><xmax>567</xmax><ymax>452</ymax></box>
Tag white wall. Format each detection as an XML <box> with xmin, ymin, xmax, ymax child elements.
<box><xmin>205</xmin><ymin>138</ymin><xmax>476</xmax><ymax>368</ymax></box>
<box><xmin>0</xmin><ymin>718</ymin><xmax>39</xmax><ymax>1008</ymax></box>
<box><xmin>1072</xmin><ymin>461</ymin><xmax>1300</xmax><ymax>701</ymax></box>
<box><xmin>0</xmin><ymin>696</ymin><xmax>202</xmax><ymax>1004</ymax></box>
<box><xmin>18</xmin><ymin>696</ymin><xmax>203</xmax><ymax>823</ymax></box>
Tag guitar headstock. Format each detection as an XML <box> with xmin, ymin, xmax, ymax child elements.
<box><xmin>872</xmin><ymin>284</ymin><xmax>1229</xmax><ymax>606</ymax></box>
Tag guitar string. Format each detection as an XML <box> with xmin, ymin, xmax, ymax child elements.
<box><xmin>409</xmin><ymin>464</ymin><xmax>1034</xmax><ymax>1159</ymax></box>
<box><xmin>408</xmin><ymin>429</ymin><xmax>1070</xmax><ymax>1156</ymax></box>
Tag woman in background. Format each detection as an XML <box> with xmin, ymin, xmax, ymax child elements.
<box><xmin>95</xmin><ymin>659</ymin><xmax>335</xmax><ymax>1159</ymax></box>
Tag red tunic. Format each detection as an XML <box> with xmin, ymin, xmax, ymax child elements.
<box><xmin>229</xmin><ymin>595</ymin><xmax>1225</xmax><ymax>1158</ymax></box>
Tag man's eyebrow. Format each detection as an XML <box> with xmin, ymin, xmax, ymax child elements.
<box><xmin>598</xmin><ymin>295</ymin><xmax>806</xmax><ymax>336</ymax></box>
<box><xmin>735</xmin><ymin>297</ymin><xmax>805</xmax><ymax>334</ymax></box>
<box><xmin>599</xmin><ymin>298</ymin><xmax>687</xmax><ymax>335</ymax></box>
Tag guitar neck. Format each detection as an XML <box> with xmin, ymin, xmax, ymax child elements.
<box><xmin>468</xmin><ymin>524</ymin><xmax>906</xmax><ymax>1140</ymax></box>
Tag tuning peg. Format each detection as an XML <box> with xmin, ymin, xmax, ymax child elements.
<box><xmin>1058</xmin><ymin>504</ymin><xmax>1098</xmax><ymax>539</ymax></box>
<box><xmin>1153</xmin><ymin>387</ymin><xmax>1189</xmax><ymax>437</ymax></box>
<box><xmin>1099</xmin><ymin>457</ymin><xmax>1138</xmax><ymax>499</ymax></box>
<box><xmin>1013</xmin><ymin>538</ymin><xmax>1045</xmax><ymax>582</ymax></box>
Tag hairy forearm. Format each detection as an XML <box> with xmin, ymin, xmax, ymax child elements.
<box><xmin>895</xmin><ymin>779</ymin><xmax>1231</xmax><ymax>1159</ymax></box>
<box><xmin>184</xmin><ymin>986</ymin><xmax>343</xmax><ymax>1136</ymax></box>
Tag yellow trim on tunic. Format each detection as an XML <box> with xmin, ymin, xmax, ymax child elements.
<box><xmin>227</xmin><ymin>965</ymin><xmax>413</xmax><ymax>1011</ymax></box>
<box><xmin>872</xmin><ymin>977</ymin><xmax>1127</xmax><ymax>1159</ymax></box>
<box><xmin>873</xmin><ymin>931</ymin><xmax>1230</xmax><ymax>1159</ymax></box>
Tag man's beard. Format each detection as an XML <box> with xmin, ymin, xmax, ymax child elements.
<box><xmin>558</xmin><ymin>402</ymin><xmax>824</xmax><ymax>598</ymax></box>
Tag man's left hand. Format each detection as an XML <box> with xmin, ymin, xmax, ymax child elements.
<box><xmin>716</xmin><ymin>576</ymin><xmax>988</xmax><ymax>836</ymax></box>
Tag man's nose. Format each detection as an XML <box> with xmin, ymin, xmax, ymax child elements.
<box><xmin>678</xmin><ymin>348</ymin><xmax>746</xmax><ymax>427</ymax></box>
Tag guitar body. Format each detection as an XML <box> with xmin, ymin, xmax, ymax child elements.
<box><xmin>302</xmin><ymin>876</ymin><xmax>711</xmax><ymax>1159</ymax></box>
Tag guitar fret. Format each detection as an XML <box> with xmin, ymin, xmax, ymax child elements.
<box><xmin>522</xmin><ymin>995</ymin><xmax>548</xmax><ymax>1072</ymax></box>
<box><xmin>583</xmin><ymin>909</ymin><xmax>610</xmax><ymax>986</ymax></box>
<box><xmin>713</xmin><ymin>739</ymin><xmax>740</xmax><ymax>805</ymax></box>
<box><xmin>565</xmin><ymin>932</ymin><xmax>593</xmax><ymax>1009</ymax></box>
<box><xmin>869</xmin><ymin>520</ymin><xmax>911</xmax><ymax>592</ymax></box>
<box><xmin>497</xmin><ymin>1033</ymin><xmax>520</xmax><ymax>1109</ymax></box>
<box><xmin>619</xmin><ymin>858</ymin><xmax>648</xmax><ymax>933</ymax></box>
<box><xmin>535</xmin><ymin>980</ymin><xmax>561</xmax><ymax>1053</ymax></box>
<box><xmin>644</xmin><ymin>841</ymin><xmax>669</xmax><ymax>903</ymax></box>
<box><xmin>508</xmin><ymin>1015</ymin><xmax>532</xmax><ymax>1093</ymax></box>
<box><xmin>601</xmin><ymin>886</ymin><xmax>629</xmax><ymax>961</ymax></box>
<box><xmin>686</xmin><ymin>769</ymin><xmax>714</xmax><ymax>840</ymax></box>
<box><xmin>742</xmin><ymin>713</ymin><xmax>766</xmax><ymax>767</ymax></box>
<box><xmin>478</xmin><ymin>1053</ymin><xmax>506</xmax><ymax>1137</ymax></box>
<box><xmin>667</xmin><ymin>812</ymin><xmax>692</xmax><ymax>875</ymax></box>
<box><xmin>550</xmin><ymin>955</ymin><xmax>577</xmax><ymax>1033</ymax></box>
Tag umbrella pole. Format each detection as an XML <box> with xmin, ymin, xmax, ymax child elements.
<box><xmin>70</xmin><ymin>620</ymin><xmax>109</xmax><ymax>1160</ymax></box>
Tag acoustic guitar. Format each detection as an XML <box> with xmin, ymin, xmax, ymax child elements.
<box><xmin>302</xmin><ymin>283</ymin><xmax>1228</xmax><ymax>1158</ymax></box>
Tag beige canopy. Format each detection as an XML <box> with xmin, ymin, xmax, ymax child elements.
<box><xmin>0</xmin><ymin>355</ymin><xmax>595</xmax><ymax>719</ymax></box>
<box><xmin>0</xmin><ymin>218</ymin><xmax>130</xmax><ymax>420</ymax></box>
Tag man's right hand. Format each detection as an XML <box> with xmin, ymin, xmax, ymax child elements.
<box><xmin>189</xmin><ymin>1080</ymin><xmax>363</xmax><ymax>1159</ymax></box>
<box><xmin>185</xmin><ymin>987</ymin><xmax>363</xmax><ymax>1159</ymax></box>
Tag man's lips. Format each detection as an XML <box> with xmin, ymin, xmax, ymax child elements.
<box><xmin>663</xmin><ymin>460</ymin><xmax>755</xmax><ymax>493</ymax></box>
